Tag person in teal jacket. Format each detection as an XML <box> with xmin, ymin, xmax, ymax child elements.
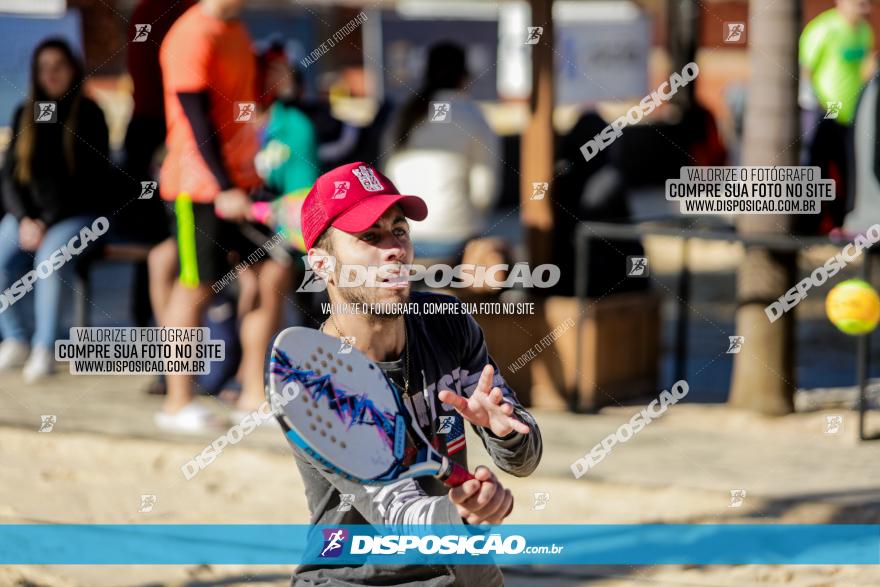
<box><xmin>259</xmin><ymin>94</ymin><xmax>319</xmax><ymax>196</ymax></box>
<box><xmin>254</xmin><ymin>48</ymin><xmax>320</xmax><ymax>253</ymax></box>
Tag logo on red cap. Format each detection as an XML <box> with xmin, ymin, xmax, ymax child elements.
<box><xmin>351</xmin><ymin>165</ymin><xmax>384</xmax><ymax>192</ymax></box>
<box><xmin>332</xmin><ymin>181</ymin><xmax>350</xmax><ymax>199</ymax></box>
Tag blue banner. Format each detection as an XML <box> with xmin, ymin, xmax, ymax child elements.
<box><xmin>2</xmin><ymin>524</ymin><xmax>878</xmax><ymax>565</ymax></box>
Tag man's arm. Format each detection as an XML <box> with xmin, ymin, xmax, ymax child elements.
<box><xmin>292</xmin><ymin>444</ymin><xmax>472</xmax><ymax>528</ymax></box>
<box><xmin>452</xmin><ymin>312</ymin><xmax>543</xmax><ymax>478</ymax></box>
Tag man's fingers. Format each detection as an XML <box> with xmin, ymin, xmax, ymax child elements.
<box><xmin>508</xmin><ymin>417</ymin><xmax>531</xmax><ymax>435</ymax></box>
<box><xmin>473</xmin><ymin>465</ymin><xmax>493</xmax><ymax>482</ymax></box>
<box><xmin>438</xmin><ymin>389</ymin><xmax>469</xmax><ymax>411</ymax></box>
<box><xmin>454</xmin><ymin>466</ymin><xmax>512</xmax><ymax>525</ymax></box>
<box><xmin>458</xmin><ymin>467</ymin><xmax>500</xmax><ymax>516</ymax></box>
<box><xmin>468</xmin><ymin>486</ymin><xmax>508</xmax><ymax>525</ymax></box>
<box><xmin>459</xmin><ymin>481</ymin><xmax>496</xmax><ymax>514</ymax></box>
<box><xmin>475</xmin><ymin>480</ymin><xmax>499</xmax><ymax>507</ymax></box>
<box><xmin>473</xmin><ymin>364</ymin><xmax>494</xmax><ymax>395</ymax></box>
<box><xmin>478</xmin><ymin>490</ymin><xmax>513</xmax><ymax>525</ymax></box>
<box><xmin>483</xmin><ymin>490</ymin><xmax>513</xmax><ymax>524</ymax></box>
<box><xmin>467</xmin><ymin>386</ymin><xmax>504</xmax><ymax>411</ymax></box>
<box><xmin>479</xmin><ymin>482</ymin><xmax>505</xmax><ymax>513</ymax></box>
<box><xmin>449</xmin><ymin>479</ymin><xmax>481</xmax><ymax>504</ymax></box>
<box><xmin>453</xmin><ymin>478</ymin><xmax>488</xmax><ymax>522</ymax></box>
<box><xmin>480</xmin><ymin>395</ymin><xmax>531</xmax><ymax>436</ymax></box>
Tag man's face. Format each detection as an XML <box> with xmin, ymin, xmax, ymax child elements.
<box><xmin>315</xmin><ymin>205</ymin><xmax>414</xmax><ymax>319</ymax></box>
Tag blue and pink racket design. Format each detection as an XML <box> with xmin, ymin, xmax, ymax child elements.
<box><xmin>265</xmin><ymin>327</ymin><xmax>474</xmax><ymax>487</ymax></box>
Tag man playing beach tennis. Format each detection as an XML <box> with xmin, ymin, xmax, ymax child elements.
<box><xmin>291</xmin><ymin>162</ymin><xmax>542</xmax><ymax>586</ymax></box>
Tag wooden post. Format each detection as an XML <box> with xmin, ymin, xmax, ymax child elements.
<box><xmin>521</xmin><ymin>0</ymin><xmax>555</xmax><ymax>267</ymax></box>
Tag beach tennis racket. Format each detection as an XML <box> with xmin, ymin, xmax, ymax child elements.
<box><xmin>265</xmin><ymin>326</ymin><xmax>475</xmax><ymax>487</ymax></box>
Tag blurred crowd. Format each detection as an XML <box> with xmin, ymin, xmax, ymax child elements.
<box><xmin>0</xmin><ymin>0</ymin><xmax>878</xmax><ymax>432</ymax></box>
<box><xmin>0</xmin><ymin>0</ymin><xmax>520</xmax><ymax>434</ymax></box>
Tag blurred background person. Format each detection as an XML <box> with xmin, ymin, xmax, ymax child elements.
<box><xmin>0</xmin><ymin>38</ymin><xmax>110</xmax><ymax>382</ymax></box>
<box><xmin>254</xmin><ymin>42</ymin><xmax>320</xmax><ymax>202</ymax></box>
<box><xmin>552</xmin><ymin>110</ymin><xmax>648</xmax><ymax>298</ymax></box>
<box><xmin>380</xmin><ymin>41</ymin><xmax>501</xmax><ymax>260</ymax></box>
<box><xmin>146</xmin><ymin>39</ymin><xmax>317</xmax><ymax>401</ymax></box>
<box><xmin>275</xmin><ymin>65</ymin><xmax>359</xmax><ymax>173</ymax></box>
<box><xmin>156</xmin><ymin>0</ymin><xmax>290</xmax><ymax>432</ymax></box>
<box><xmin>119</xmin><ymin>0</ymin><xmax>195</xmax><ymax>329</ymax></box>
<box><xmin>799</xmin><ymin>0</ymin><xmax>875</xmax><ymax>235</ymax></box>
<box><xmin>143</xmin><ymin>0</ymin><xmax>245</xmax><ymax>399</ymax></box>
<box><xmin>253</xmin><ymin>43</ymin><xmax>321</xmax><ymax>325</ymax></box>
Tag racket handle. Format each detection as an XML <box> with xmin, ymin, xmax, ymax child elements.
<box><xmin>442</xmin><ymin>461</ymin><xmax>475</xmax><ymax>488</ymax></box>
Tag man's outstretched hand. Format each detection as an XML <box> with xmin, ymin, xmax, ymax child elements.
<box><xmin>439</xmin><ymin>364</ymin><xmax>531</xmax><ymax>437</ymax></box>
<box><xmin>448</xmin><ymin>465</ymin><xmax>513</xmax><ymax>525</ymax></box>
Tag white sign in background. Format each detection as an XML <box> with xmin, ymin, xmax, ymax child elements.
<box><xmin>382</xmin><ymin>1</ymin><xmax>650</xmax><ymax>104</ymax></box>
<box><xmin>553</xmin><ymin>15</ymin><xmax>650</xmax><ymax>104</ymax></box>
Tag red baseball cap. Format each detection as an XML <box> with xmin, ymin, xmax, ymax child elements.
<box><xmin>301</xmin><ymin>162</ymin><xmax>428</xmax><ymax>250</ymax></box>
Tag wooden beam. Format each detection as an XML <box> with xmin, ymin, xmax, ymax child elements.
<box><xmin>520</xmin><ymin>0</ymin><xmax>555</xmax><ymax>267</ymax></box>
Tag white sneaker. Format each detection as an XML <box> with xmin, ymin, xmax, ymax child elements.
<box><xmin>0</xmin><ymin>340</ymin><xmax>30</xmax><ymax>370</ymax></box>
<box><xmin>23</xmin><ymin>346</ymin><xmax>56</xmax><ymax>383</ymax></box>
<box><xmin>154</xmin><ymin>402</ymin><xmax>225</xmax><ymax>434</ymax></box>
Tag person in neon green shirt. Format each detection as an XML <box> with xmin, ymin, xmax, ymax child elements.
<box><xmin>798</xmin><ymin>0</ymin><xmax>875</xmax><ymax>234</ymax></box>
<box><xmin>800</xmin><ymin>0</ymin><xmax>874</xmax><ymax>124</ymax></box>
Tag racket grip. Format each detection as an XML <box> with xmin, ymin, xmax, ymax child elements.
<box><xmin>442</xmin><ymin>461</ymin><xmax>475</xmax><ymax>488</ymax></box>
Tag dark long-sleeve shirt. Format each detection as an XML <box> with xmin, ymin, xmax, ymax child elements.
<box><xmin>2</xmin><ymin>97</ymin><xmax>109</xmax><ymax>226</ymax></box>
<box><xmin>290</xmin><ymin>291</ymin><xmax>542</xmax><ymax>586</ymax></box>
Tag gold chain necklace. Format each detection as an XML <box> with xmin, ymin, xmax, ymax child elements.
<box><xmin>323</xmin><ymin>314</ymin><xmax>410</xmax><ymax>395</ymax></box>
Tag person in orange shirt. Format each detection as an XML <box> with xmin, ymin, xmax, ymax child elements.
<box><xmin>155</xmin><ymin>0</ymin><xmax>292</xmax><ymax>432</ymax></box>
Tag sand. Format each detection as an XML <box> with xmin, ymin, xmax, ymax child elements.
<box><xmin>3</xmin><ymin>405</ymin><xmax>879</xmax><ymax>586</ymax></box>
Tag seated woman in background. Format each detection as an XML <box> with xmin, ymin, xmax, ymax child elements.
<box><xmin>0</xmin><ymin>38</ymin><xmax>109</xmax><ymax>382</ymax></box>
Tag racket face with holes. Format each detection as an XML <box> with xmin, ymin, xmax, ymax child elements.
<box><xmin>266</xmin><ymin>326</ymin><xmax>445</xmax><ymax>484</ymax></box>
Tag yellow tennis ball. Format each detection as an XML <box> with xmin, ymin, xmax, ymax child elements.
<box><xmin>825</xmin><ymin>279</ymin><xmax>880</xmax><ymax>335</ymax></box>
